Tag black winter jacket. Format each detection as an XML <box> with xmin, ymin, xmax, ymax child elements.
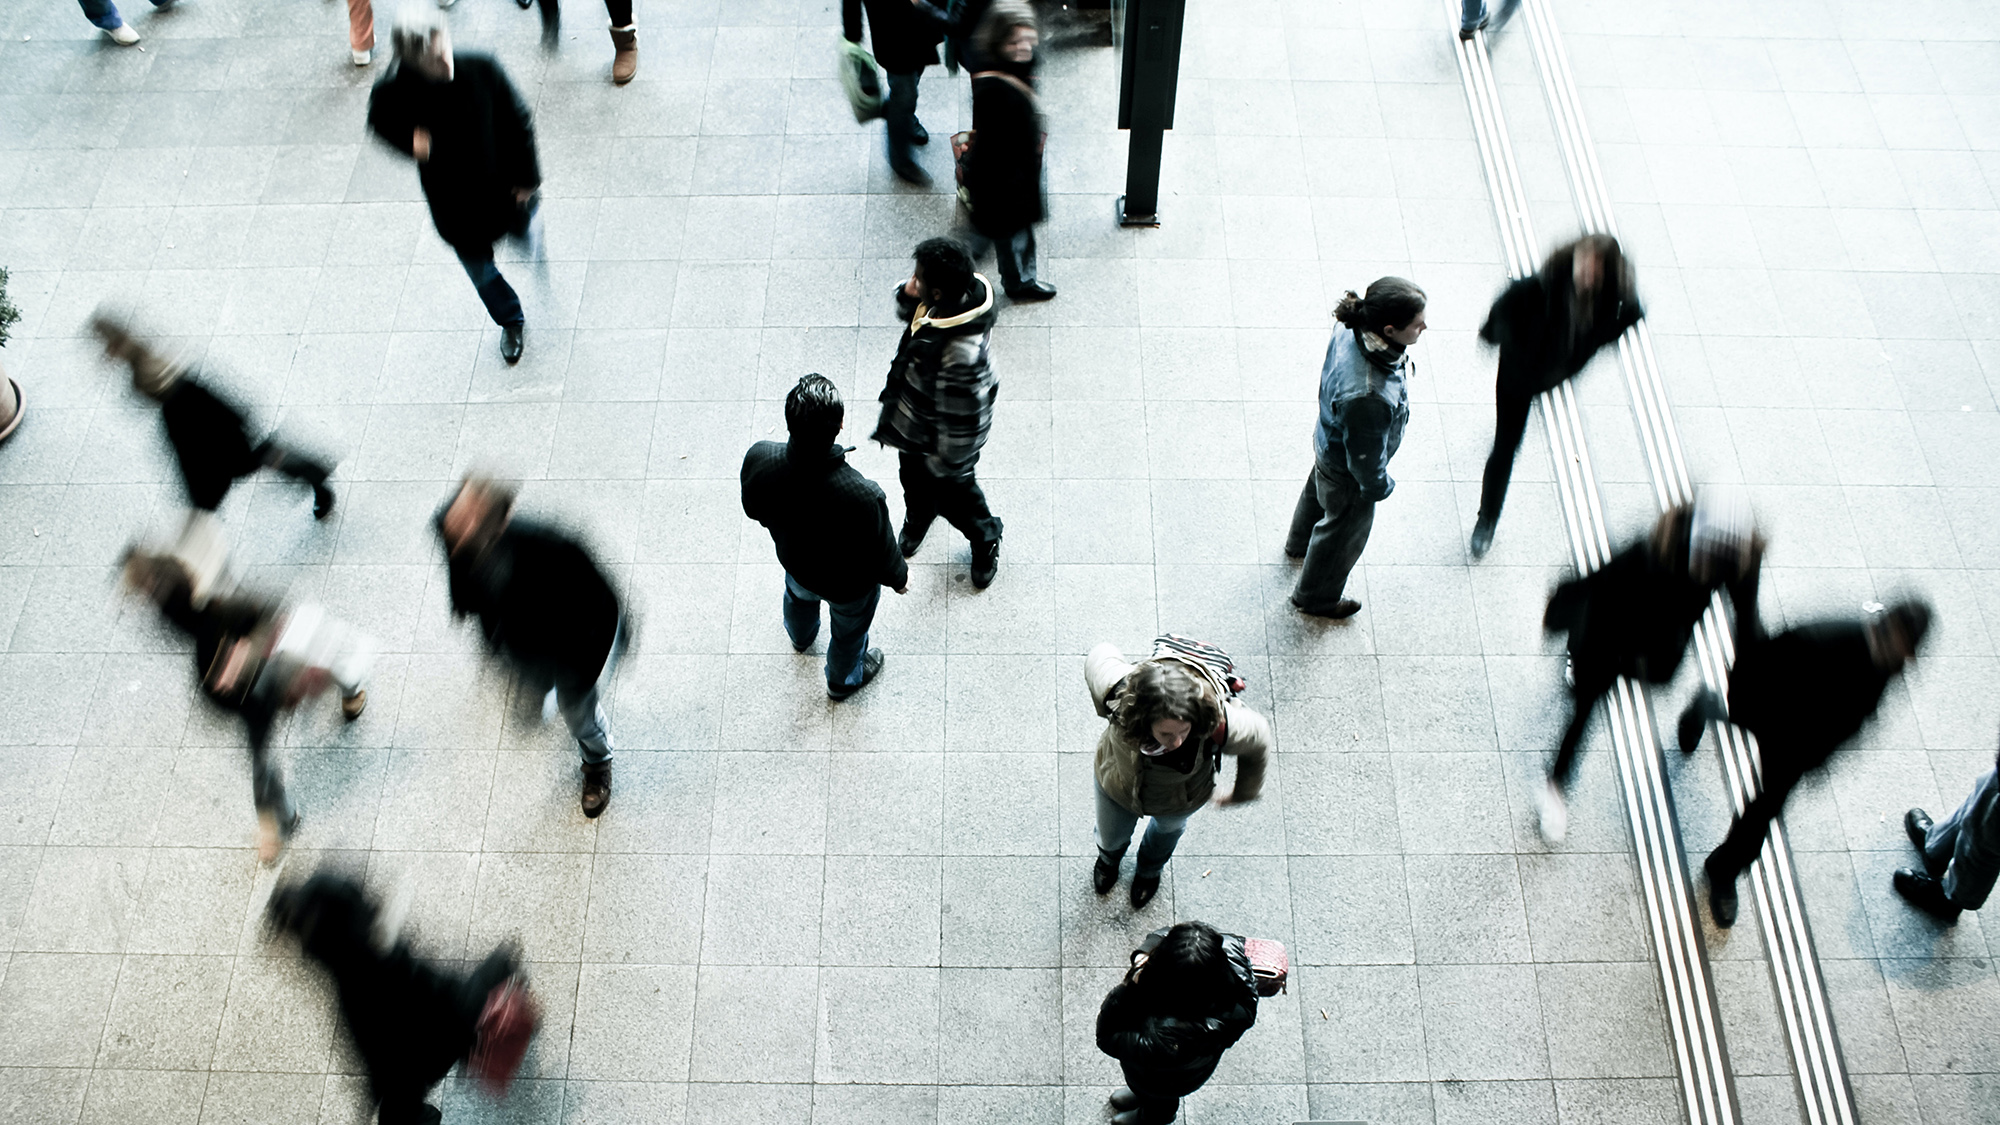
<box><xmin>1728</xmin><ymin>621</ymin><xmax>1891</xmax><ymax>765</ymax></box>
<box><xmin>367</xmin><ymin>54</ymin><xmax>541</xmax><ymax>252</ymax></box>
<box><xmin>742</xmin><ymin>438</ymin><xmax>908</xmax><ymax>603</ymax></box>
<box><xmin>1479</xmin><ymin>268</ymin><xmax>1643</xmax><ymax>399</ymax></box>
<box><xmin>440</xmin><ymin>518</ymin><xmax>621</xmax><ymax>687</ymax></box>
<box><xmin>157</xmin><ymin>377</ymin><xmax>265</xmax><ymax>511</ymax></box>
<box><xmin>843</xmin><ymin>0</ymin><xmax>953</xmax><ymax>73</ymax></box>
<box><xmin>1096</xmin><ymin>938</ymin><xmax>1260</xmax><ymax>1098</ymax></box>
<box><xmin>1544</xmin><ymin>531</ymin><xmax>1759</xmax><ymax>693</ymax></box>
<box><xmin>966</xmin><ymin>66</ymin><xmax>1044</xmax><ymax>237</ymax></box>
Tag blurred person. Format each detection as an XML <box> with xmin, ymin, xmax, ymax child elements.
<box><xmin>346</xmin><ymin>0</ymin><xmax>376</xmax><ymax>64</ymax></box>
<box><xmin>1541</xmin><ymin>496</ymin><xmax>1761</xmax><ymax>843</ymax></box>
<box><xmin>1897</xmin><ymin>741</ymin><xmax>2000</xmax><ymax>924</ymax></box>
<box><xmin>511</xmin><ymin>0</ymin><xmax>639</xmax><ymax>81</ymax></box>
<box><xmin>435</xmin><ymin>476</ymin><xmax>626</xmax><ymax>817</ymax></box>
<box><xmin>75</xmin><ymin>0</ymin><xmax>174</xmax><ymax>46</ymax></box>
<box><xmin>123</xmin><ymin>549</ymin><xmax>372</xmax><ymax>861</ymax></box>
<box><xmin>1285</xmin><ymin>278</ymin><xmax>1427</xmax><ymax>620</ymax></box>
<box><xmin>1084</xmin><ymin>639</ymin><xmax>1269</xmax><ymax>908</ymax></box>
<box><xmin>268</xmin><ymin>870</ymin><xmax>539</xmax><ymax>1125</ymax></box>
<box><xmin>368</xmin><ymin>6</ymin><xmax>544</xmax><ymax>364</ymax></box>
<box><xmin>1679</xmin><ymin>599</ymin><xmax>1931</xmax><ymax>927</ymax></box>
<box><xmin>873</xmin><ymin>237</ymin><xmax>1005</xmax><ymax>588</ymax></box>
<box><xmin>962</xmin><ymin>3</ymin><xmax>1055</xmax><ymax>301</ymax></box>
<box><xmin>742</xmin><ymin>374</ymin><xmax>909</xmax><ymax>700</ymax></box>
<box><xmin>1096</xmin><ymin>921</ymin><xmax>1260</xmax><ymax>1125</ymax></box>
<box><xmin>1459</xmin><ymin>0</ymin><xmax>1520</xmax><ymax>39</ymax></box>
<box><xmin>843</xmin><ymin>0</ymin><xmax>957</xmax><ymax>184</ymax></box>
<box><xmin>943</xmin><ymin>0</ymin><xmax>996</xmax><ymax>73</ymax></box>
<box><xmin>1470</xmin><ymin>234</ymin><xmax>1642</xmax><ymax>557</ymax></box>
<box><xmin>93</xmin><ymin>312</ymin><xmax>338</xmax><ymax>522</ymax></box>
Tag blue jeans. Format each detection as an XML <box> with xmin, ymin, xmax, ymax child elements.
<box><xmin>1926</xmin><ymin>768</ymin><xmax>2000</xmax><ymax>909</ymax></box>
<box><xmin>456</xmin><ymin>249</ymin><xmax>525</xmax><ymax>328</ymax></box>
<box><xmin>1461</xmin><ymin>0</ymin><xmax>1521</xmax><ymax>32</ymax></box>
<box><xmin>78</xmin><ymin>0</ymin><xmax>170</xmax><ymax>30</ymax></box>
<box><xmin>884</xmin><ymin>70</ymin><xmax>922</xmax><ymax>171</ymax></box>
<box><xmin>1095</xmin><ymin>781</ymin><xmax>1193</xmax><ymax>878</ymax></box>
<box><xmin>782</xmin><ymin>575</ymin><xmax>880</xmax><ymax>690</ymax></box>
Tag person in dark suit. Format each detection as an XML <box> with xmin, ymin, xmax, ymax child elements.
<box><xmin>435</xmin><ymin>477</ymin><xmax>626</xmax><ymax>817</ymax></box>
<box><xmin>94</xmin><ymin>313</ymin><xmax>336</xmax><ymax>520</ymax></box>
<box><xmin>843</xmin><ymin>0</ymin><xmax>956</xmax><ymax>183</ymax></box>
<box><xmin>743</xmin><ymin>375</ymin><xmax>909</xmax><ymax>700</ymax></box>
<box><xmin>1539</xmin><ymin>496</ymin><xmax>1760</xmax><ymax>842</ymax></box>
<box><xmin>1471</xmin><ymin>234</ymin><xmax>1643</xmax><ymax>557</ymax></box>
<box><xmin>963</xmin><ymin>2</ymin><xmax>1054</xmax><ymax>300</ymax></box>
<box><xmin>1096</xmin><ymin>921</ymin><xmax>1260</xmax><ymax>1125</ymax></box>
<box><xmin>268</xmin><ymin>870</ymin><xmax>538</xmax><ymax>1125</ymax></box>
<box><xmin>1684</xmin><ymin>599</ymin><xmax>1931</xmax><ymax>927</ymax></box>
<box><xmin>368</xmin><ymin>7</ymin><xmax>543</xmax><ymax>364</ymax></box>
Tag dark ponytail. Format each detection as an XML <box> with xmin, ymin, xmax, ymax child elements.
<box><xmin>1333</xmin><ymin>276</ymin><xmax>1427</xmax><ymax>336</ymax></box>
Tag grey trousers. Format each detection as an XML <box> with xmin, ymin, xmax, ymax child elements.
<box><xmin>1286</xmin><ymin>464</ymin><xmax>1375</xmax><ymax>612</ymax></box>
<box><xmin>1926</xmin><ymin>768</ymin><xmax>2000</xmax><ymax>909</ymax></box>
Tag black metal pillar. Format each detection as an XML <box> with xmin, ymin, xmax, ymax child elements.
<box><xmin>1115</xmin><ymin>0</ymin><xmax>1186</xmax><ymax>226</ymax></box>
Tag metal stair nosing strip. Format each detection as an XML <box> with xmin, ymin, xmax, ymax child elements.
<box><xmin>1446</xmin><ymin>10</ymin><xmax>1739</xmax><ymax>1125</ymax></box>
<box><xmin>1514</xmin><ymin>1</ymin><xmax>1858</xmax><ymax>1122</ymax></box>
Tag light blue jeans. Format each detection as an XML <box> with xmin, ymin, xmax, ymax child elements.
<box><xmin>78</xmin><ymin>0</ymin><xmax>170</xmax><ymax>31</ymax></box>
<box><xmin>1461</xmin><ymin>0</ymin><xmax>1522</xmax><ymax>32</ymax></box>
<box><xmin>782</xmin><ymin>575</ymin><xmax>880</xmax><ymax>691</ymax></box>
<box><xmin>1925</xmin><ymin>768</ymin><xmax>2000</xmax><ymax>909</ymax></box>
<box><xmin>1095</xmin><ymin>781</ymin><xmax>1193</xmax><ymax>878</ymax></box>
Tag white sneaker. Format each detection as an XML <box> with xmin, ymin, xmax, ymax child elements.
<box><xmin>542</xmin><ymin>687</ymin><xmax>559</xmax><ymax>723</ymax></box>
<box><xmin>352</xmin><ymin>47</ymin><xmax>372</xmax><ymax>66</ymax></box>
<box><xmin>436</xmin><ymin>0</ymin><xmax>458</xmax><ymax>7</ymax></box>
<box><xmin>1538</xmin><ymin>780</ymin><xmax>1569</xmax><ymax>844</ymax></box>
<box><xmin>108</xmin><ymin>23</ymin><xmax>141</xmax><ymax>45</ymax></box>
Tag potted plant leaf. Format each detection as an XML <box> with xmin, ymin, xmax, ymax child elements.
<box><xmin>0</xmin><ymin>267</ymin><xmax>21</xmax><ymax>443</ymax></box>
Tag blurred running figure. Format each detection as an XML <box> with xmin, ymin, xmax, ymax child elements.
<box><xmin>1539</xmin><ymin>496</ymin><xmax>1761</xmax><ymax>842</ymax></box>
<box><xmin>94</xmin><ymin>312</ymin><xmax>338</xmax><ymax>522</ymax></box>
<box><xmin>269</xmin><ymin>870</ymin><xmax>540</xmax><ymax>1125</ymax></box>
<box><xmin>1459</xmin><ymin>0</ymin><xmax>1520</xmax><ymax>40</ymax></box>
<box><xmin>123</xmin><ymin>550</ymin><xmax>372</xmax><ymax>861</ymax></box>
<box><xmin>874</xmin><ymin>238</ymin><xmax>1005</xmax><ymax>589</ymax></box>
<box><xmin>1898</xmin><ymin>742</ymin><xmax>2000</xmax><ymax>924</ymax></box>
<box><xmin>435</xmin><ymin>476</ymin><xmax>626</xmax><ymax>817</ymax></box>
<box><xmin>1681</xmin><ymin>598</ymin><xmax>1930</xmax><ymax>927</ymax></box>
<box><xmin>742</xmin><ymin>375</ymin><xmax>909</xmax><ymax>700</ymax></box>
<box><xmin>1285</xmin><ymin>278</ymin><xmax>1427</xmax><ymax>620</ymax></box>
<box><xmin>1471</xmin><ymin>235</ymin><xmax>1642</xmax><ymax>557</ymax></box>
<box><xmin>843</xmin><ymin>0</ymin><xmax>956</xmax><ymax>183</ymax></box>
<box><xmin>368</xmin><ymin>6</ymin><xmax>544</xmax><ymax>364</ymax></box>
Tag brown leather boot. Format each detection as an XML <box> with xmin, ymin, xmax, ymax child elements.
<box><xmin>609</xmin><ymin>26</ymin><xmax>638</xmax><ymax>85</ymax></box>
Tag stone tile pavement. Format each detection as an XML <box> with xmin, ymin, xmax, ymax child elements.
<box><xmin>0</xmin><ymin>0</ymin><xmax>1991</xmax><ymax>1122</ymax></box>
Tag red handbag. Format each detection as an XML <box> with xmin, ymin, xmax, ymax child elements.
<box><xmin>1243</xmin><ymin>937</ymin><xmax>1289</xmax><ymax>996</ymax></box>
<box><xmin>467</xmin><ymin>976</ymin><xmax>541</xmax><ymax>1095</ymax></box>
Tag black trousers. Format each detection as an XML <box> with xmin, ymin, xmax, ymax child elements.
<box><xmin>899</xmin><ymin>451</ymin><xmax>1002</xmax><ymax>546</ymax></box>
<box><xmin>1477</xmin><ymin>387</ymin><xmax>1534</xmax><ymax>526</ymax></box>
<box><xmin>1707</xmin><ymin>739</ymin><xmax>1829</xmax><ymax>878</ymax></box>
<box><xmin>529</xmin><ymin>0</ymin><xmax>631</xmax><ymax>35</ymax></box>
<box><xmin>1550</xmin><ymin>666</ymin><xmax>1616</xmax><ymax>788</ymax></box>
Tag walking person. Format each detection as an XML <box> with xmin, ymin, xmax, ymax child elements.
<box><xmin>75</xmin><ymin>0</ymin><xmax>173</xmax><ymax>46</ymax></box>
<box><xmin>962</xmin><ymin>3</ymin><xmax>1055</xmax><ymax>301</ymax></box>
<box><xmin>1470</xmin><ymin>234</ymin><xmax>1642</xmax><ymax>557</ymax></box>
<box><xmin>873</xmin><ymin>237</ymin><xmax>1005</xmax><ymax>588</ymax></box>
<box><xmin>742</xmin><ymin>374</ymin><xmax>909</xmax><ymax>700</ymax></box>
<box><xmin>269</xmin><ymin>871</ymin><xmax>540</xmax><ymax>1125</ymax></box>
<box><xmin>1284</xmin><ymin>278</ymin><xmax>1427</xmax><ymax>620</ymax></box>
<box><xmin>511</xmin><ymin>0</ymin><xmax>640</xmax><ymax>82</ymax></box>
<box><xmin>1459</xmin><ymin>0</ymin><xmax>1521</xmax><ymax>39</ymax></box>
<box><xmin>122</xmin><ymin>549</ymin><xmax>372</xmax><ymax>862</ymax></box>
<box><xmin>1685</xmin><ymin>600</ymin><xmax>1931</xmax><ymax>926</ymax></box>
<box><xmin>435</xmin><ymin>476</ymin><xmax>627</xmax><ymax>817</ymax></box>
<box><xmin>368</xmin><ymin>6</ymin><xmax>544</xmax><ymax>364</ymax></box>
<box><xmin>93</xmin><ymin>312</ymin><xmax>338</xmax><ymax>521</ymax></box>
<box><xmin>1540</xmin><ymin>497</ymin><xmax>1761</xmax><ymax>842</ymax></box>
<box><xmin>1084</xmin><ymin>638</ymin><xmax>1270</xmax><ymax>908</ymax></box>
<box><xmin>1096</xmin><ymin>921</ymin><xmax>1261</xmax><ymax>1125</ymax></box>
<box><xmin>843</xmin><ymin>0</ymin><xmax>956</xmax><ymax>184</ymax></box>
<box><xmin>1897</xmin><ymin>742</ymin><xmax>2000</xmax><ymax>924</ymax></box>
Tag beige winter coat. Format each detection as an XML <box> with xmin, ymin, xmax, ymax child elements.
<box><xmin>1085</xmin><ymin>642</ymin><xmax>1271</xmax><ymax>818</ymax></box>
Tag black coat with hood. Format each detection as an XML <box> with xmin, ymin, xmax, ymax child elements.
<box><xmin>367</xmin><ymin>53</ymin><xmax>541</xmax><ymax>253</ymax></box>
<box><xmin>1096</xmin><ymin>936</ymin><xmax>1260</xmax><ymax>1098</ymax></box>
<box><xmin>438</xmin><ymin>515</ymin><xmax>622</xmax><ymax>688</ymax></box>
<box><xmin>1479</xmin><ymin>248</ymin><xmax>1644</xmax><ymax>400</ymax></box>
<box><xmin>741</xmin><ymin>437</ymin><xmax>909</xmax><ymax>603</ymax></box>
<box><xmin>966</xmin><ymin>61</ymin><xmax>1045</xmax><ymax>238</ymax></box>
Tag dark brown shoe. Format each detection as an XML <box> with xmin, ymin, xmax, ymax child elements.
<box><xmin>581</xmin><ymin>762</ymin><xmax>612</xmax><ymax>819</ymax></box>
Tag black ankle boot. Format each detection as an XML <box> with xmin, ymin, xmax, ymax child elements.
<box><xmin>1092</xmin><ymin>851</ymin><xmax>1123</xmax><ymax>895</ymax></box>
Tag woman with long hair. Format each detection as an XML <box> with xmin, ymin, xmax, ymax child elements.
<box><xmin>962</xmin><ymin>2</ymin><xmax>1055</xmax><ymax>300</ymax></box>
<box><xmin>1096</xmin><ymin>921</ymin><xmax>1261</xmax><ymax>1124</ymax></box>
<box><xmin>1285</xmin><ymin>277</ymin><xmax>1427</xmax><ymax>619</ymax></box>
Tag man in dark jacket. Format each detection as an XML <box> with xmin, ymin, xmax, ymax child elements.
<box><xmin>1897</xmin><ymin>745</ymin><xmax>2000</xmax><ymax>924</ymax></box>
<box><xmin>269</xmin><ymin>871</ymin><xmax>537</xmax><ymax>1125</ymax></box>
<box><xmin>368</xmin><ymin>8</ymin><xmax>543</xmax><ymax>365</ymax></box>
<box><xmin>843</xmin><ymin>0</ymin><xmax>955</xmax><ymax>183</ymax></box>
<box><xmin>1684</xmin><ymin>599</ymin><xmax>1931</xmax><ymax>927</ymax></box>
<box><xmin>1539</xmin><ymin>497</ymin><xmax>1760</xmax><ymax>843</ymax></box>
<box><xmin>1471</xmin><ymin>234</ymin><xmax>1642</xmax><ymax>557</ymax></box>
<box><xmin>94</xmin><ymin>313</ymin><xmax>336</xmax><ymax>520</ymax></box>
<box><xmin>743</xmin><ymin>375</ymin><xmax>909</xmax><ymax>699</ymax></box>
<box><xmin>873</xmin><ymin>238</ymin><xmax>1005</xmax><ymax>588</ymax></box>
<box><xmin>436</xmin><ymin>477</ymin><xmax>625</xmax><ymax>817</ymax></box>
<box><xmin>964</xmin><ymin>3</ymin><xmax>1054</xmax><ymax>300</ymax></box>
